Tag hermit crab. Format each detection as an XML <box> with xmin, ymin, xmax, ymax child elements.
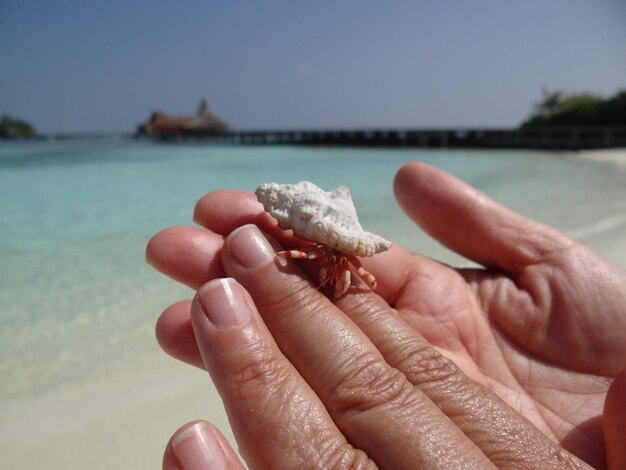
<box><xmin>255</xmin><ymin>181</ymin><xmax>391</xmax><ymax>298</ymax></box>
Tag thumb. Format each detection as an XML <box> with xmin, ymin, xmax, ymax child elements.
<box><xmin>393</xmin><ymin>161</ymin><xmax>570</xmax><ymax>272</ymax></box>
<box><xmin>604</xmin><ymin>367</ymin><xmax>626</xmax><ymax>469</ymax></box>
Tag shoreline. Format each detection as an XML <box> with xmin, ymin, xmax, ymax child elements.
<box><xmin>572</xmin><ymin>147</ymin><xmax>626</xmax><ymax>166</ymax></box>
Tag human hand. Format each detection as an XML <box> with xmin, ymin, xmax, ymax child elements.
<box><xmin>148</xmin><ymin>162</ymin><xmax>626</xmax><ymax>469</ymax></box>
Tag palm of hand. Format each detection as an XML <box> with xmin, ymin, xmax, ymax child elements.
<box><xmin>393</xmin><ymin>254</ymin><xmax>614</xmax><ymax>465</ymax></box>
<box><xmin>353</xmin><ymin>162</ymin><xmax>624</xmax><ymax>466</ymax></box>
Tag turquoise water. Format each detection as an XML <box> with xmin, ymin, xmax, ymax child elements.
<box><xmin>1</xmin><ymin>139</ymin><xmax>625</xmax><ymax>414</ymax></box>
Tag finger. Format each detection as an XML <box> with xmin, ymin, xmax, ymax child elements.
<box><xmin>333</xmin><ymin>290</ymin><xmax>586</xmax><ymax>469</ymax></box>
<box><xmin>221</xmin><ymin>224</ymin><xmax>494</xmax><ymax>468</ymax></box>
<box><xmin>150</xmin><ymin>247</ymin><xmax>424</xmax><ymax>371</ymax></box>
<box><xmin>191</xmin><ymin>278</ymin><xmax>372</xmax><ymax>469</ymax></box>
<box><xmin>394</xmin><ymin>161</ymin><xmax>572</xmax><ymax>272</ymax></box>
<box><xmin>163</xmin><ymin>420</ymin><xmax>244</xmax><ymax>470</ymax></box>
<box><xmin>156</xmin><ymin>300</ymin><xmax>204</xmax><ymax>369</ymax></box>
<box><xmin>193</xmin><ymin>190</ymin><xmax>260</xmax><ymax>234</ymax></box>
<box><xmin>193</xmin><ymin>190</ymin><xmax>292</xmax><ymax>244</ymax></box>
<box><xmin>604</xmin><ymin>367</ymin><xmax>626</xmax><ymax>469</ymax></box>
<box><xmin>193</xmin><ymin>189</ymin><xmax>418</xmax><ymax>304</ymax></box>
<box><xmin>157</xmin><ymin>226</ymin><xmax>582</xmax><ymax>467</ymax></box>
<box><xmin>146</xmin><ymin>226</ymin><xmax>225</xmax><ymax>289</ymax></box>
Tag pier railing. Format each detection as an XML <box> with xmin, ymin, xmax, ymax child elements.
<box><xmin>176</xmin><ymin>126</ymin><xmax>626</xmax><ymax>150</ymax></box>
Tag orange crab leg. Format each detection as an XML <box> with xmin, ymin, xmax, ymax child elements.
<box><xmin>347</xmin><ymin>254</ymin><xmax>377</xmax><ymax>291</ymax></box>
<box><xmin>356</xmin><ymin>266</ymin><xmax>377</xmax><ymax>291</ymax></box>
<box><xmin>275</xmin><ymin>244</ymin><xmax>326</xmax><ymax>260</ymax></box>
<box><xmin>274</xmin><ymin>249</ymin><xmax>307</xmax><ymax>267</ymax></box>
<box><xmin>319</xmin><ymin>256</ymin><xmax>330</xmax><ymax>286</ymax></box>
<box><xmin>333</xmin><ymin>257</ymin><xmax>351</xmax><ymax>298</ymax></box>
<box><xmin>275</xmin><ymin>244</ymin><xmax>327</xmax><ymax>267</ymax></box>
<box><xmin>275</xmin><ymin>250</ymin><xmax>309</xmax><ymax>259</ymax></box>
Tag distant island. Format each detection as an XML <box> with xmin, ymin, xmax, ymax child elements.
<box><xmin>137</xmin><ymin>98</ymin><xmax>228</xmax><ymax>138</ymax></box>
<box><xmin>0</xmin><ymin>114</ymin><xmax>37</xmax><ymax>138</ymax></box>
<box><xmin>522</xmin><ymin>89</ymin><xmax>626</xmax><ymax>128</ymax></box>
<box><xmin>4</xmin><ymin>89</ymin><xmax>624</xmax><ymax>149</ymax></box>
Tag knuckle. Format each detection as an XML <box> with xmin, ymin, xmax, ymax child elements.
<box><xmin>396</xmin><ymin>340</ymin><xmax>463</xmax><ymax>389</ymax></box>
<box><xmin>265</xmin><ymin>276</ymin><xmax>329</xmax><ymax>325</ymax></box>
<box><xmin>327</xmin><ymin>350</ymin><xmax>414</xmax><ymax>413</ymax></box>
<box><xmin>338</xmin><ymin>296</ymin><xmax>388</xmax><ymax>332</ymax></box>
<box><xmin>224</xmin><ymin>343</ymin><xmax>288</xmax><ymax>394</ymax></box>
<box><xmin>318</xmin><ymin>443</ymin><xmax>376</xmax><ymax>470</ymax></box>
<box><xmin>270</xmin><ymin>274</ymin><xmax>313</xmax><ymax>309</ymax></box>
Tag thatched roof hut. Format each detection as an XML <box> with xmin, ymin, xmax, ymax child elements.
<box><xmin>138</xmin><ymin>99</ymin><xmax>228</xmax><ymax>137</ymax></box>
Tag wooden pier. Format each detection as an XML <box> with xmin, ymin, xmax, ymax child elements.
<box><xmin>175</xmin><ymin>126</ymin><xmax>626</xmax><ymax>150</ymax></box>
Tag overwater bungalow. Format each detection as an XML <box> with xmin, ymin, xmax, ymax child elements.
<box><xmin>137</xmin><ymin>99</ymin><xmax>228</xmax><ymax>137</ymax></box>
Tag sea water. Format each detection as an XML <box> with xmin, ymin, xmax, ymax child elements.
<box><xmin>1</xmin><ymin>139</ymin><xmax>625</xmax><ymax>466</ymax></box>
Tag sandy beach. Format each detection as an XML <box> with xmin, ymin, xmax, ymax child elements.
<box><xmin>573</xmin><ymin>147</ymin><xmax>626</xmax><ymax>166</ymax></box>
<box><xmin>2</xmin><ymin>145</ymin><xmax>626</xmax><ymax>470</ymax></box>
<box><xmin>566</xmin><ymin>148</ymin><xmax>626</xmax><ymax>265</ymax></box>
<box><xmin>3</xmin><ymin>352</ymin><xmax>234</xmax><ymax>469</ymax></box>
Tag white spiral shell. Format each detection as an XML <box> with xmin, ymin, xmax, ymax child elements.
<box><xmin>255</xmin><ymin>181</ymin><xmax>391</xmax><ymax>257</ymax></box>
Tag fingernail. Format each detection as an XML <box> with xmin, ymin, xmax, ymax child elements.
<box><xmin>227</xmin><ymin>224</ymin><xmax>275</xmax><ymax>268</ymax></box>
<box><xmin>171</xmin><ymin>422</ymin><xmax>226</xmax><ymax>470</ymax></box>
<box><xmin>197</xmin><ymin>278</ymin><xmax>253</xmax><ymax>328</ymax></box>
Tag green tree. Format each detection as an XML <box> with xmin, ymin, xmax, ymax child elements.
<box><xmin>597</xmin><ymin>90</ymin><xmax>626</xmax><ymax>125</ymax></box>
<box><xmin>521</xmin><ymin>89</ymin><xmax>626</xmax><ymax>127</ymax></box>
<box><xmin>0</xmin><ymin>115</ymin><xmax>37</xmax><ymax>138</ymax></box>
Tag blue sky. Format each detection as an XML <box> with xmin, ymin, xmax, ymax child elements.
<box><xmin>1</xmin><ymin>0</ymin><xmax>625</xmax><ymax>133</ymax></box>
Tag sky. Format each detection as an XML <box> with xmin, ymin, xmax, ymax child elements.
<box><xmin>1</xmin><ymin>0</ymin><xmax>625</xmax><ymax>134</ymax></box>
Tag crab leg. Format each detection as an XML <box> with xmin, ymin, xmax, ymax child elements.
<box><xmin>319</xmin><ymin>256</ymin><xmax>330</xmax><ymax>286</ymax></box>
<box><xmin>275</xmin><ymin>250</ymin><xmax>309</xmax><ymax>259</ymax></box>
<box><xmin>320</xmin><ymin>252</ymin><xmax>339</xmax><ymax>287</ymax></box>
<box><xmin>275</xmin><ymin>244</ymin><xmax>326</xmax><ymax>267</ymax></box>
<box><xmin>276</xmin><ymin>244</ymin><xmax>326</xmax><ymax>260</ymax></box>
<box><xmin>356</xmin><ymin>267</ymin><xmax>377</xmax><ymax>291</ymax></box>
<box><xmin>347</xmin><ymin>254</ymin><xmax>377</xmax><ymax>291</ymax></box>
<box><xmin>333</xmin><ymin>257</ymin><xmax>351</xmax><ymax>299</ymax></box>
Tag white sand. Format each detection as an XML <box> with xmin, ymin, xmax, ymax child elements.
<box><xmin>568</xmin><ymin>149</ymin><xmax>626</xmax><ymax>268</ymax></box>
<box><xmin>572</xmin><ymin>147</ymin><xmax>626</xmax><ymax>166</ymax></box>
<box><xmin>2</xmin><ymin>353</ymin><xmax>235</xmax><ymax>469</ymax></box>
